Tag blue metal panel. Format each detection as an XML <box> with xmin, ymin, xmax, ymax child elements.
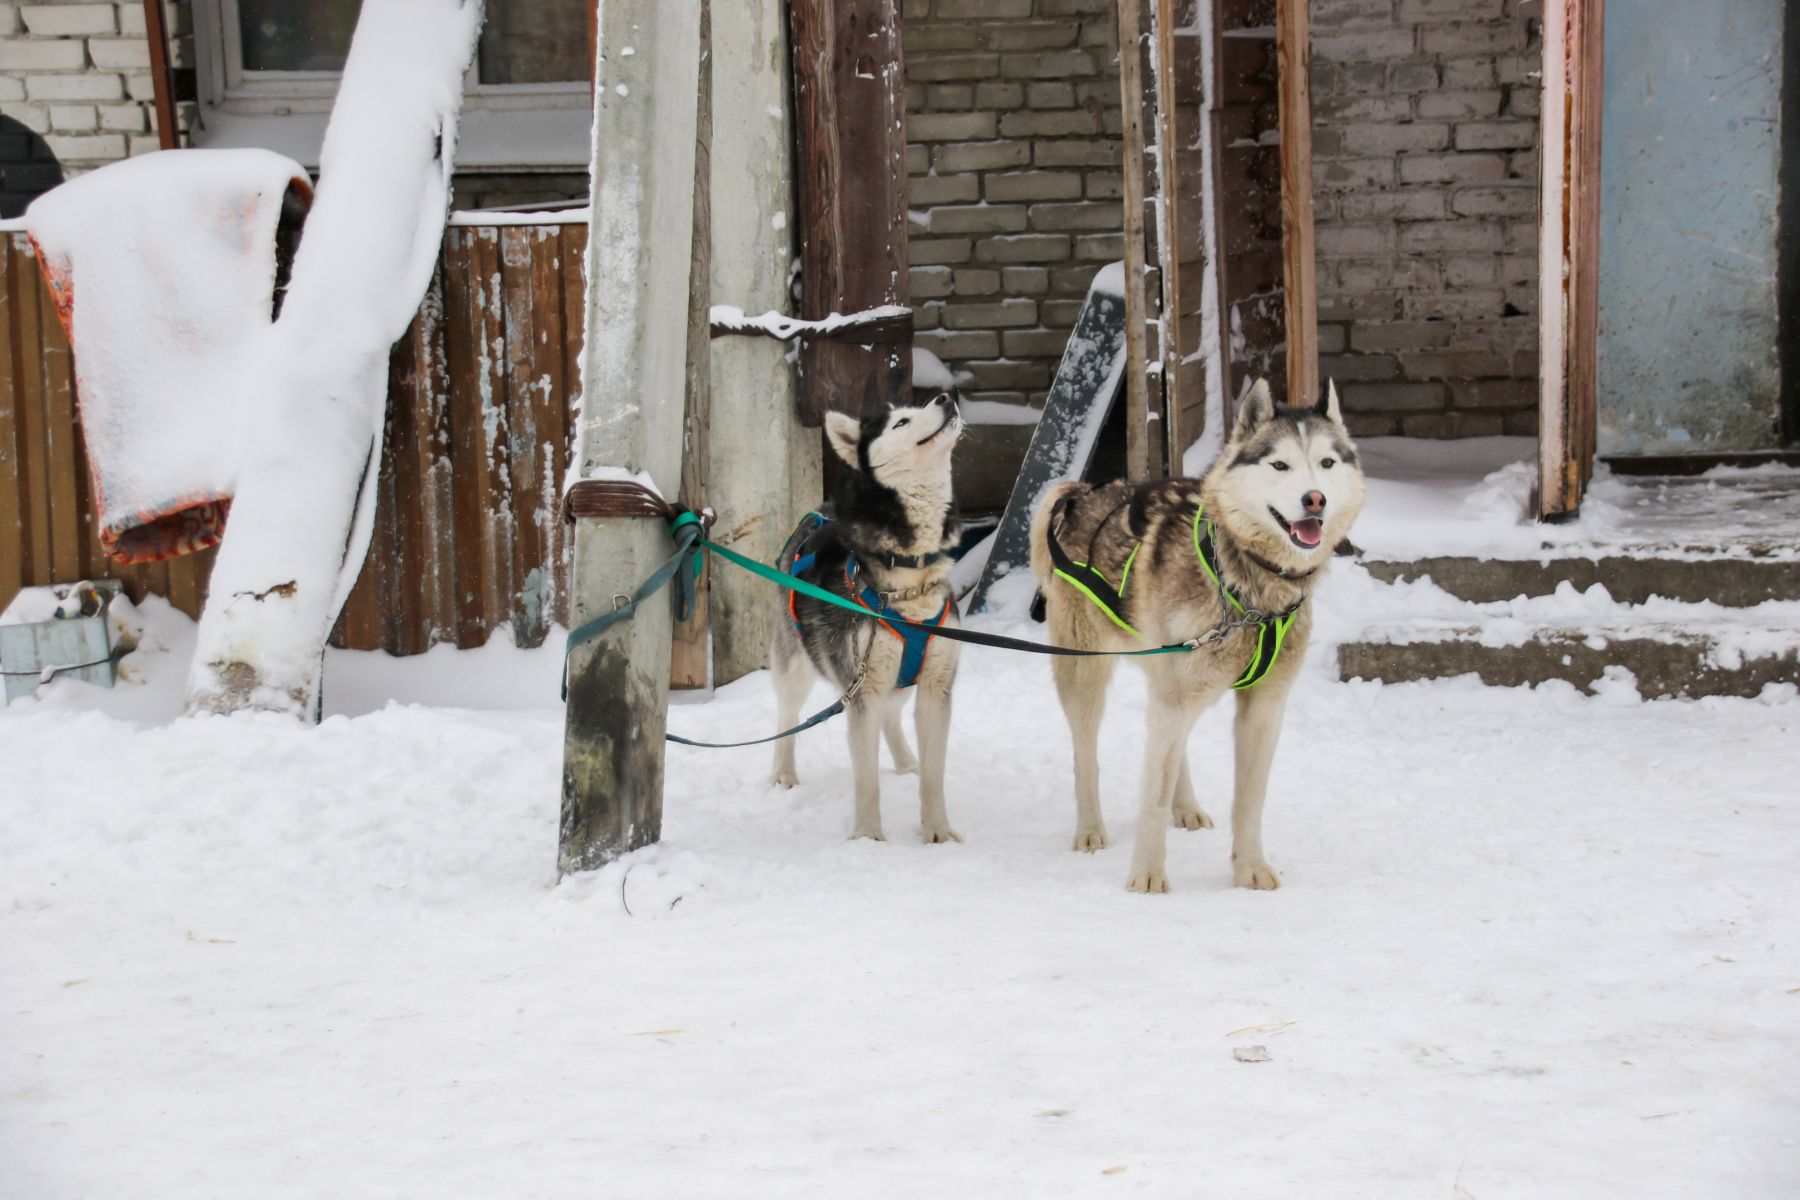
<box><xmin>1598</xmin><ymin>0</ymin><xmax>1785</xmax><ymax>454</ymax></box>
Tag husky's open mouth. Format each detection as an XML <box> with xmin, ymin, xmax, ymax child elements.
<box><xmin>1269</xmin><ymin>506</ymin><xmax>1324</xmax><ymax>550</ymax></box>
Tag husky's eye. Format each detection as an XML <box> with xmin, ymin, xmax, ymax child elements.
<box><xmin>894</xmin><ymin>418</ymin><xmax>911</xmax><ymax>429</ymax></box>
<box><xmin>1270</xmin><ymin>460</ymin><xmax>1290</xmax><ymax>472</ymax></box>
<box><xmin>1320</xmin><ymin>457</ymin><xmax>1336</xmax><ymax>470</ymax></box>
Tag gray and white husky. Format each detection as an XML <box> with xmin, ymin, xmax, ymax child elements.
<box><xmin>1028</xmin><ymin>379</ymin><xmax>1365</xmax><ymax>892</ymax></box>
<box><xmin>769</xmin><ymin>393</ymin><xmax>965</xmax><ymax>843</ymax></box>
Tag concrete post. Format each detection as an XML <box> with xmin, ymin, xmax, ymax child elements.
<box><xmin>705</xmin><ymin>0</ymin><xmax>818</xmax><ymax>685</ymax></box>
<box><xmin>558</xmin><ymin>0</ymin><xmax>703</xmax><ymax>875</ymax></box>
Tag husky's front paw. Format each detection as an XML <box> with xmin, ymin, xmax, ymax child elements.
<box><xmin>769</xmin><ymin>769</ymin><xmax>799</xmax><ymax>789</ymax></box>
<box><xmin>850</xmin><ymin>824</ymin><xmax>886</xmax><ymax>842</ymax></box>
<box><xmin>1233</xmin><ymin>858</ymin><xmax>1281</xmax><ymax>890</ymax></box>
<box><xmin>921</xmin><ymin>823</ymin><xmax>962</xmax><ymax>844</ymax></box>
<box><xmin>1172</xmin><ymin>804</ymin><xmax>1214</xmax><ymax>830</ymax></box>
<box><xmin>1126</xmin><ymin>865</ymin><xmax>1170</xmax><ymax>893</ymax></box>
<box><xmin>1072</xmin><ymin>826</ymin><xmax>1109</xmax><ymax>852</ymax></box>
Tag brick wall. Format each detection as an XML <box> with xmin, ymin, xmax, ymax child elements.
<box><xmin>1310</xmin><ymin>0</ymin><xmax>1542</xmax><ymax>438</ymax></box>
<box><xmin>902</xmin><ymin>0</ymin><xmax>1125</xmax><ymax>418</ymax></box>
<box><xmin>0</xmin><ymin>2</ymin><xmax>194</xmax><ymax>214</ymax></box>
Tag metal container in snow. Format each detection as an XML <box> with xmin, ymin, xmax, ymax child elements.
<box><xmin>0</xmin><ymin>580</ymin><xmax>122</xmax><ymax>703</ymax></box>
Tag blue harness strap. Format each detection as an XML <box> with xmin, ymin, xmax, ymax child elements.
<box><xmin>781</xmin><ymin>511</ymin><xmax>830</xmax><ymax>634</ymax></box>
<box><xmin>779</xmin><ymin>513</ymin><xmax>951</xmax><ymax>688</ymax></box>
<box><xmin>845</xmin><ymin>555</ymin><xmax>950</xmax><ymax>690</ymax></box>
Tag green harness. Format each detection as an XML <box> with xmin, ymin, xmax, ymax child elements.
<box><xmin>1048</xmin><ymin>500</ymin><xmax>1301</xmax><ymax>690</ymax></box>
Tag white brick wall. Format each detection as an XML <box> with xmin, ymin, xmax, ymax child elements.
<box><xmin>1312</xmin><ymin>0</ymin><xmax>1542</xmax><ymax>438</ymax></box>
<box><xmin>904</xmin><ymin>0</ymin><xmax>1123</xmax><ymax>420</ymax></box>
<box><xmin>0</xmin><ymin>0</ymin><xmax>192</xmax><ymax>214</ymax></box>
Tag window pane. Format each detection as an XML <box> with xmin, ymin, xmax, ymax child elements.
<box><xmin>478</xmin><ymin>0</ymin><xmax>590</xmax><ymax>85</ymax></box>
<box><xmin>239</xmin><ymin>0</ymin><xmax>360</xmax><ymax>72</ymax></box>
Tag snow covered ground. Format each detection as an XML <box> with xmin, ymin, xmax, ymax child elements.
<box><xmin>4</xmin><ymin>589</ymin><xmax>1797</xmax><ymax>1197</ymax></box>
<box><xmin>1354</xmin><ymin>437</ymin><xmax>1800</xmax><ymax>560</ymax></box>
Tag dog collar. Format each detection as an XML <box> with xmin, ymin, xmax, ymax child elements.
<box><xmin>868</xmin><ymin>548</ymin><xmax>945</xmax><ymax>570</ymax></box>
<box><xmin>1242</xmin><ymin>548</ymin><xmax>1321</xmax><ymax>581</ymax></box>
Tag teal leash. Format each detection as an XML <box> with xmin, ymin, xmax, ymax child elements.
<box><xmin>561</xmin><ymin>507</ymin><xmax>1232</xmax><ymax>746</ymax></box>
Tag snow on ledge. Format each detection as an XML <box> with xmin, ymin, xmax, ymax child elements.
<box><xmin>448</xmin><ymin>207</ymin><xmax>591</xmax><ymax>227</ymax></box>
<box><xmin>709</xmin><ymin>304</ymin><xmax>910</xmax><ymax>341</ymax></box>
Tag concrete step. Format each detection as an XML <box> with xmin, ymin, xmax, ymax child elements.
<box><xmin>1360</xmin><ymin>554</ymin><xmax>1800</xmax><ymax>607</ymax></box>
<box><xmin>1338</xmin><ymin>620</ymin><xmax>1799</xmax><ymax>699</ymax></box>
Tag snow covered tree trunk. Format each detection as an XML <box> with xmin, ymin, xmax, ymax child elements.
<box><xmin>558</xmin><ymin>0</ymin><xmax>704</xmax><ymax>875</ymax></box>
<box><xmin>185</xmin><ymin>0</ymin><xmax>483</xmax><ymax>718</ymax></box>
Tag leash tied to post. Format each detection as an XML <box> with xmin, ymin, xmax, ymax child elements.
<box><xmin>560</xmin><ymin>479</ymin><xmax>1304</xmax><ymax>745</ymax></box>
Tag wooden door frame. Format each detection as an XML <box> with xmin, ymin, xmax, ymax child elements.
<box><xmin>1538</xmin><ymin>0</ymin><xmax>1605</xmax><ymax>520</ymax></box>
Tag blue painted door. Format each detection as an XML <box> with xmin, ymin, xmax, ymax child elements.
<box><xmin>1598</xmin><ymin>0</ymin><xmax>1785</xmax><ymax>454</ymax></box>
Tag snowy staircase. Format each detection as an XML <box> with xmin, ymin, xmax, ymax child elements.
<box><xmin>1336</xmin><ymin>552</ymin><xmax>1800</xmax><ymax>699</ymax></box>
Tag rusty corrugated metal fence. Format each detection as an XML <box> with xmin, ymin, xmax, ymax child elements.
<box><xmin>0</xmin><ymin>223</ymin><xmax>589</xmax><ymax>655</ymax></box>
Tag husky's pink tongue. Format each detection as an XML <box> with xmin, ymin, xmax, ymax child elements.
<box><xmin>1291</xmin><ymin>517</ymin><xmax>1324</xmax><ymax>547</ymax></box>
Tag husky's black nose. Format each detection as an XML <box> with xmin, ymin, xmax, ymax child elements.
<box><xmin>1302</xmin><ymin>489</ymin><xmax>1326</xmax><ymax>514</ymax></box>
<box><xmin>932</xmin><ymin>392</ymin><xmax>953</xmax><ymax>407</ymax></box>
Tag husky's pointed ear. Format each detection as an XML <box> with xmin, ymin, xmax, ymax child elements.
<box><xmin>1232</xmin><ymin>378</ymin><xmax>1275</xmax><ymax>440</ymax></box>
<box><xmin>824</xmin><ymin>410</ymin><xmax>862</xmax><ymax>467</ymax></box>
<box><xmin>1315</xmin><ymin>379</ymin><xmax>1344</xmax><ymax>424</ymax></box>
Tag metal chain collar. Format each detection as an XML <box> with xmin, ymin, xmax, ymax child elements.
<box><xmin>1182</xmin><ymin>585</ymin><xmax>1297</xmax><ymax>650</ymax></box>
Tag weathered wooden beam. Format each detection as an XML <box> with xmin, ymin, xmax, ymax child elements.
<box><xmin>671</xmin><ymin>4</ymin><xmax>712</xmax><ymax>693</ymax></box>
<box><xmin>1150</xmin><ymin>0</ymin><xmax>1186</xmax><ymax>468</ymax></box>
<box><xmin>560</xmin><ymin>0</ymin><xmax>704</xmax><ymax>876</ymax></box>
<box><xmin>1537</xmin><ymin>0</ymin><xmax>1604</xmax><ymax>520</ymax></box>
<box><xmin>1275</xmin><ymin>0</ymin><xmax>1318</xmax><ymax>408</ymax></box>
<box><xmin>1116</xmin><ymin>0</ymin><xmax>1156</xmax><ymax>478</ymax></box>
<box><xmin>706</xmin><ymin>0</ymin><xmax>819</xmax><ymax>686</ymax></box>
<box><xmin>788</xmin><ymin>0</ymin><xmax>911</xmax><ymax>424</ymax></box>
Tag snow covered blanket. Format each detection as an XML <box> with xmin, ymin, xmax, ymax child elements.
<box><xmin>25</xmin><ymin>150</ymin><xmax>311</xmax><ymax>564</ymax></box>
<box><xmin>2</xmin><ymin>591</ymin><xmax>1797</xmax><ymax>1196</ymax></box>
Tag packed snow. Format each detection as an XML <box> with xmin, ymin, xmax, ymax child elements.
<box><xmin>4</xmin><ymin>579</ymin><xmax>1796</xmax><ymax>1197</ymax></box>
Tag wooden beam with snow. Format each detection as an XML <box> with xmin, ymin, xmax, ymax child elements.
<box><xmin>559</xmin><ymin>0</ymin><xmax>704</xmax><ymax>876</ymax></box>
<box><xmin>788</xmin><ymin>0</ymin><xmax>911</xmax><ymax>424</ymax></box>
<box><xmin>184</xmin><ymin>0</ymin><xmax>481</xmax><ymax>720</ymax></box>
<box><xmin>1150</xmin><ymin>0</ymin><xmax>1186</xmax><ymax>469</ymax></box>
<box><xmin>1275</xmin><ymin>0</ymin><xmax>1318</xmax><ymax>409</ymax></box>
<box><xmin>705</xmin><ymin>0</ymin><xmax>821</xmax><ymax>686</ymax></box>
<box><xmin>1537</xmin><ymin>0</ymin><xmax>1604</xmax><ymax>520</ymax></box>
<box><xmin>1116</xmin><ymin>0</ymin><xmax>1157</xmax><ymax>478</ymax></box>
<box><xmin>671</xmin><ymin>4</ymin><xmax>713</xmax><ymax>693</ymax></box>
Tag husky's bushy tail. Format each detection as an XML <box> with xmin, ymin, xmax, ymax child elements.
<box><xmin>1028</xmin><ymin>480</ymin><xmax>1091</xmax><ymax>590</ymax></box>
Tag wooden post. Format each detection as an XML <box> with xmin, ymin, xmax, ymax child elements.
<box><xmin>789</xmin><ymin>0</ymin><xmax>911</xmax><ymax>424</ymax></box>
<box><xmin>1116</xmin><ymin>0</ymin><xmax>1156</xmax><ymax>478</ymax></box>
<box><xmin>670</xmin><ymin>6</ymin><xmax>712</xmax><ymax>692</ymax></box>
<box><xmin>559</xmin><ymin>0</ymin><xmax>704</xmax><ymax>876</ymax></box>
<box><xmin>1149</xmin><ymin>0</ymin><xmax>1185</xmax><ymax>469</ymax></box>
<box><xmin>706</xmin><ymin>0</ymin><xmax>819</xmax><ymax>686</ymax></box>
<box><xmin>1275</xmin><ymin>0</ymin><xmax>1318</xmax><ymax>408</ymax></box>
<box><xmin>1537</xmin><ymin>0</ymin><xmax>1604</xmax><ymax>520</ymax></box>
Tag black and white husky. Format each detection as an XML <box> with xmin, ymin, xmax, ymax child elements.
<box><xmin>769</xmin><ymin>393</ymin><xmax>965</xmax><ymax>843</ymax></box>
<box><xmin>1028</xmin><ymin>380</ymin><xmax>1366</xmax><ymax>892</ymax></box>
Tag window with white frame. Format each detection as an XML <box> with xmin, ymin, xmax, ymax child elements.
<box><xmin>193</xmin><ymin>0</ymin><xmax>594</xmax><ymax>169</ymax></box>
